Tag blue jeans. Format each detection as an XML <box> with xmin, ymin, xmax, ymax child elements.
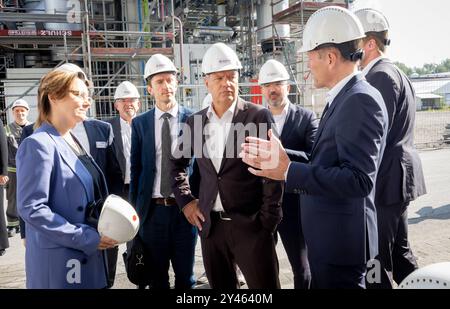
<box><xmin>140</xmin><ymin>203</ymin><xmax>197</xmax><ymax>289</ymax></box>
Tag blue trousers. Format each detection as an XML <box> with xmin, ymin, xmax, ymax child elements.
<box><xmin>140</xmin><ymin>203</ymin><xmax>197</xmax><ymax>289</ymax></box>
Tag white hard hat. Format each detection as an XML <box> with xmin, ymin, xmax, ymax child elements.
<box><xmin>144</xmin><ymin>54</ymin><xmax>178</xmax><ymax>80</ymax></box>
<box><xmin>114</xmin><ymin>81</ymin><xmax>140</xmax><ymax>100</ymax></box>
<box><xmin>258</xmin><ymin>59</ymin><xmax>290</xmax><ymax>85</ymax></box>
<box><xmin>54</xmin><ymin>63</ymin><xmax>87</xmax><ymax>80</ymax></box>
<box><xmin>11</xmin><ymin>99</ymin><xmax>30</xmax><ymax>111</ymax></box>
<box><xmin>354</xmin><ymin>8</ymin><xmax>390</xmax><ymax>33</ymax></box>
<box><xmin>97</xmin><ymin>195</ymin><xmax>140</xmax><ymax>244</ymax></box>
<box><xmin>201</xmin><ymin>43</ymin><xmax>242</xmax><ymax>75</ymax></box>
<box><xmin>398</xmin><ymin>262</ymin><xmax>450</xmax><ymax>289</ymax></box>
<box><xmin>300</xmin><ymin>6</ymin><xmax>365</xmax><ymax>52</ymax></box>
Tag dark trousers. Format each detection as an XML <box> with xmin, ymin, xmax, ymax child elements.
<box><xmin>276</xmin><ymin>194</ymin><xmax>311</xmax><ymax>289</ymax></box>
<box><xmin>368</xmin><ymin>202</ymin><xmax>418</xmax><ymax>289</ymax></box>
<box><xmin>201</xmin><ymin>215</ymin><xmax>280</xmax><ymax>289</ymax></box>
<box><xmin>140</xmin><ymin>203</ymin><xmax>197</xmax><ymax>289</ymax></box>
<box><xmin>106</xmin><ymin>246</ymin><xmax>119</xmax><ymax>288</ymax></box>
<box><xmin>310</xmin><ymin>260</ymin><xmax>367</xmax><ymax>289</ymax></box>
<box><xmin>6</xmin><ymin>171</ymin><xmax>19</xmax><ymax>227</ymax></box>
<box><xmin>0</xmin><ymin>187</ymin><xmax>9</xmax><ymax>250</ymax></box>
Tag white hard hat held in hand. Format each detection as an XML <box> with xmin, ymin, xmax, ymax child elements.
<box><xmin>201</xmin><ymin>42</ymin><xmax>242</xmax><ymax>75</ymax></box>
<box><xmin>300</xmin><ymin>6</ymin><xmax>365</xmax><ymax>53</ymax></box>
<box><xmin>97</xmin><ymin>195</ymin><xmax>140</xmax><ymax>244</ymax></box>
<box><xmin>114</xmin><ymin>81</ymin><xmax>140</xmax><ymax>100</ymax></box>
<box><xmin>258</xmin><ymin>59</ymin><xmax>290</xmax><ymax>85</ymax></box>
<box><xmin>144</xmin><ymin>54</ymin><xmax>178</xmax><ymax>80</ymax></box>
<box><xmin>398</xmin><ymin>262</ymin><xmax>450</xmax><ymax>289</ymax></box>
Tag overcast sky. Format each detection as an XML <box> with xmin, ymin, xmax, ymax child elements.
<box><xmin>351</xmin><ymin>0</ymin><xmax>450</xmax><ymax>68</ymax></box>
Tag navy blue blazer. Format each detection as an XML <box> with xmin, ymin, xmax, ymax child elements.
<box><xmin>80</xmin><ymin>119</ymin><xmax>123</xmax><ymax>196</ymax></box>
<box><xmin>130</xmin><ymin>106</ymin><xmax>193</xmax><ymax>225</ymax></box>
<box><xmin>286</xmin><ymin>75</ymin><xmax>388</xmax><ymax>266</ymax></box>
<box><xmin>365</xmin><ymin>58</ymin><xmax>426</xmax><ymax>206</ymax></box>
<box><xmin>20</xmin><ymin>123</ymin><xmax>34</xmax><ymax>144</ymax></box>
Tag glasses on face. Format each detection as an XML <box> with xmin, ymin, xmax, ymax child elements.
<box><xmin>68</xmin><ymin>90</ymin><xmax>93</xmax><ymax>103</ymax></box>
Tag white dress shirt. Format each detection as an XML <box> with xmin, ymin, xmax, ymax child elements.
<box><xmin>119</xmin><ymin>117</ymin><xmax>132</xmax><ymax>184</ymax></box>
<box><xmin>152</xmin><ymin>104</ymin><xmax>179</xmax><ymax>198</ymax></box>
<box><xmin>326</xmin><ymin>71</ymin><xmax>360</xmax><ymax>108</ymax></box>
<box><xmin>271</xmin><ymin>101</ymin><xmax>290</xmax><ymax>136</ymax></box>
<box><xmin>205</xmin><ymin>100</ymin><xmax>237</xmax><ymax>212</ymax></box>
<box><xmin>361</xmin><ymin>55</ymin><xmax>385</xmax><ymax>76</ymax></box>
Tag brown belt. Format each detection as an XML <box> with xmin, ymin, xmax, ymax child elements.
<box><xmin>152</xmin><ymin>197</ymin><xmax>177</xmax><ymax>206</ymax></box>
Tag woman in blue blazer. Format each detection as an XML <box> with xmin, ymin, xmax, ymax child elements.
<box><xmin>16</xmin><ymin>69</ymin><xmax>117</xmax><ymax>289</ymax></box>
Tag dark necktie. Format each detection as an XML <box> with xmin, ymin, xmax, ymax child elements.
<box><xmin>160</xmin><ymin>113</ymin><xmax>173</xmax><ymax>198</ymax></box>
<box><xmin>321</xmin><ymin>102</ymin><xmax>330</xmax><ymax>120</ymax></box>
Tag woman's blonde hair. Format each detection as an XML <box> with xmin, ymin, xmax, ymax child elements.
<box><xmin>35</xmin><ymin>70</ymin><xmax>79</xmax><ymax>129</ymax></box>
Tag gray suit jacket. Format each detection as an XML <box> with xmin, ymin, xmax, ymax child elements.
<box><xmin>366</xmin><ymin>58</ymin><xmax>426</xmax><ymax>206</ymax></box>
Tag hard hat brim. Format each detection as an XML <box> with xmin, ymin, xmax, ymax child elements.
<box><xmin>203</xmin><ymin>65</ymin><xmax>241</xmax><ymax>75</ymax></box>
<box><xmin>259</xmin><ymin>78</ymin><xmax>290</xmax><ymax>86</ymax></box>
<box><xmin>144</xmin><ymin>69</ymin><xmax>178</xmax><ymax>80</ymax></box>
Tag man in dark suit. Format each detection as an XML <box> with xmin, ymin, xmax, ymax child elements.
<box><xmin>130</xmin><ymin>54</ymin><xmax>197</xmax><ymax>289</ymax></box>
<box><xmin>355</xmin><ymin>8</ymin><xmax>426</xmax><ymax>288</ymax></box>
<box><xmin>258</xmin><ymin>59</ymin><xmax>318</xmax><ymax>289</ymax></box>
<box><xmin>172</xmin><ymin>43</ymin><xmax>283</xmax><ymax>289</ymax></box>
<box><xmin>106</xmin><ymin>81</ymin><xmax>142</xmax><ymax>200</ymax></box>
<box><xmin>241</xmin><ymin>7</ymin><xmax>389</xmax><ymax>289</ymax></box>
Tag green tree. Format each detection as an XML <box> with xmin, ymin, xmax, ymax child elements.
<box><xmin>394</xmin><ymin>61</ymin><xmax>413</xmax><ymax>76</ymax></box>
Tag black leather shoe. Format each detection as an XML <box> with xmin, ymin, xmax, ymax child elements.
<box><xmin>0</xmin><ymin>249</ymin><xmax>5</xmax><ymax>256</ymax></box>
<box><xmin>7</xmin><ymin>227</ymin><xmax>16</xmax><ymax>238</ymax></box>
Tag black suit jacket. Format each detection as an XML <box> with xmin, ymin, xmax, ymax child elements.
<box><xmin>286</xmin><ymin>75</ymin><xmax>388</xmax><ymax>265</ymax></box>
<box><xmin>366</xmin><ymin>58</ymin><xmax>426</xmax><ymax>206</ymax></box>
<box><xmin>105</xmin><ymin>116</ymin><xmax>127</xmax><ymax>183</ymax></box>
<box><xmin>281</xmin><ymin>102</ymin><xmax>318</xmax><ymax>163</ymax></box>
<box><xmin>279</xmin><ymin>103</ymin><xmax>318</xmax><ymax>218</ymax></box>
<box><xmin>171</xmin><ymin>98</ymin><xmax>284</xmax><ymax>238</ymax></box>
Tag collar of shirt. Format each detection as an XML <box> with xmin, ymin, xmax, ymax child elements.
<box><xmin>361</xmin><ymin>55</ymin><xmax>386</xmax><ymax>76</ymax></box>
<box><xmin>206</xmin><ymin>98</ymin><xmax>237</xmax><ymax>121</ymax></box>
<box><xmin>119</xmin><ymin>116</ymin><xmax>131</xmax><ymax>130</ymax></box>
<box><xmin>280</xmin><ymin>100</ymin><xmax>290</xmax><ymax>116</ymax></box>
<box><xmin>155</xmin><ymin>103</ymin><xmax>179</xmax><ymax>120</ymax></box>
<box><xmin>326</xmin><ymin>71</ymin><xmax>360</xmax><ymax>108</ymax></box>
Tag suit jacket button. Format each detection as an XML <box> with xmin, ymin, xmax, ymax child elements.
<box><xmin>218</xmin><ymin>177</ymin><xmax>221</xmax><ymax>181</ymax></box>
<box><xmin>77</xmin><ymin>206</ymin><xmax>84</xmax><ymax>212</ymax></box>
